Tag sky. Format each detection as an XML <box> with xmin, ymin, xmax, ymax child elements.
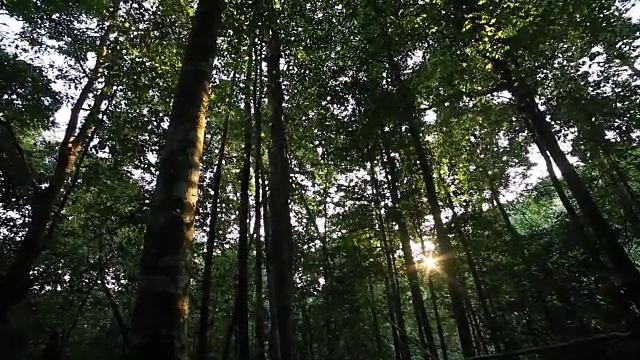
<box><xmin>1</xmin><ymin>3</ymin><xmax>640</xmax><ymax>206</ymax></box>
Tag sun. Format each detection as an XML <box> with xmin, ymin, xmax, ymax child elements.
<box><xmin>423</xmin><ymin>255</ymin><xmax>438</xmax><ymax>270</ymax></box>
<box><xmin>410</xmin><ymin>239</ymin><xmax>439</xmax><ymax>272</ymax></box>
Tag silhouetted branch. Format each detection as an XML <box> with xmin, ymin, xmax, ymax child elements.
<box><xmin>465</xmin><ymin>332</ymin><xmax>634</xmax><ymax>360</ymax></box>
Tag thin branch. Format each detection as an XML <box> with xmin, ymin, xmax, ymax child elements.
<box><xmin>465</xmin><ymin>332</ymin><xmax>634</xmax><ymax>360</ymax></box>
<box><xmin>0</xmin><ymin>119</ymin><xmax>36</xmax><ymax>189</ymax></box>
<box><xmin>61</xmin><ymin>287</ymin><xmax>94</xmax><ymax>347</ymax></box>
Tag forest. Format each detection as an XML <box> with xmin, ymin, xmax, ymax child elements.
<box><xmin>2</xmin><ymin>0</ymin><xmax>640</xmax><ymax>359</ymax></box>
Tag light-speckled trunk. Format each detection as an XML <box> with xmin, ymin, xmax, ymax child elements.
<box><xmin>127</xmin><ymin>0</ymin><xmax>224</xmax><ymax>358</ymax></box>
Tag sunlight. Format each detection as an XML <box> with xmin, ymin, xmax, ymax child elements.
<box><xmin>410</xmin><ymin>239</ymin><xmax>440</xmax><ymax>272</ymax></box>
<box><xmin>423</xmin><ymin>255</ymin><xmax>438</xmax><ymax>271</ymax></box>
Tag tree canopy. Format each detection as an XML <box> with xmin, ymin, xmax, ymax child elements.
<box><xmin>2</xmin><ymin>0</ymin><xmax>640</xmax><ymax>360</ymax></box>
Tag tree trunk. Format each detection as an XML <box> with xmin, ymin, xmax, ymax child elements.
<box><xmin>401</xmin><ymin>108</ymin><xmax>475</xmax><ymax>358</ymax></box>
<box><xmin>368</xmin><ymin>280</ymin><xmax>385</xmax><ymax>360</ymax></box>
<box><xmin>253</xmin><ymin>36</ymin><xmax>267</xmax><ymax>360</ymax></box>
<box><xmin>237</xmin><ymin>37</ymin><xmax>255</xmax><ymax>360</ymax></box>
<box><xmin>127</xmin><ymin>0</ymin><xmax>224</xmax><ymax>357</ymax></box>
<box><xmin>197</xmin><ymin>115</ymin><xmax>230</xmax><ymax>360</ymax></box>
<box><xmin>369</xmin><ymin>160</ymin><xmax>412</xmax><ymax>360</ymax></box>
<box><xmin>493</xmin><ymin>59</ymin><xmax>640</xmax><ymax>308</ymax></box>
<box><xmin>442</xmin><ymin>190</ymin><xmax>503</xmax><ymax>353</ymax></box>
<box><xmin>392</xmin><ymin>255</ymin><xmax>413</xmax><ymax>360</ymax></box>
<box><xmin>261</xmin><ymin>161</ymin><xmax>281</xmax><ymax>360</ymax></box>
<box><xmin>222</xmin><ymin>297</ymin><xmax>239</xmax><ymax>360</ymax></box>
<box><xmin>102</xmin><ymin>277</ymin><xmax>130</xmax><ymax>355</ymax></box>
<box><xmin>383</xmin><ymin>145</ymin><xmax>440</xmax><ymax>360</ymax></box>
<box><xmin>467</xmin><ymin>300</ymin><xmax>489</xmax><ymax>355</ymax></box>
<box><xmin>427</xmin><ymin>275</ymin><xmax>449</xmax><ymax>360</ymax></box>
<box><xmin>265</xmin><ymin>0</ymin><xmax>295</xmax><ymax>357</ymax></box>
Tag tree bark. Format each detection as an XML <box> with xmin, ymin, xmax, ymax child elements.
<box><xmin>237</xmin><ymin>37</ymin><xmax>255</xmax><ymax>360</ymax></box>
<box><xmin>127</xmin><ymin>0</ymin><xmax>224</xmax><ymax>357</ymax></box>
<box><xmin>261</xmin><ymin>161</ymin><xmax>281</xmax><ymax>360</ymax></box>
<box><xmin>401</xmin><ymin>106</ymin><xmax>475</xmax><ymax>357</ymax></box>
<box><xmin>427</xmin><ymin>275</ymin><xmax>449</xmax><ymax>360</ymax></box>
<box><xmin>383</xmin><ymin>145</ymin><xmax>440</xmax><ymax>360</ymax></box>
<box><xmin>369</xmin><ymin>162</ymin><xmax>412</xmax><ymax>360</ymax></box>
<box><xmin>197</xmin><ymin>115</ymin><xmax>230</xmax><ymax>360</ymax></box>
<box><xmin>253</xmin><ymin>35</ymin><xmax>267</xmax><ymax>360</ymax></box>
<box><xmin>443</xmin><ymin>190</ymin><xmax>503</xmax><ymax>353</ymax></box>
<box><xmin>265</xmin><ymin>0</ymin><xmax>295</xmax><ymax>357</ymax></box>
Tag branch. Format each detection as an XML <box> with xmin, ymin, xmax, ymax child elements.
<box><xmin>465</xmin><ymin>332</ymin><xmax>634</xmax><ymax>360</ymax></box>
<box><xmin>0</xmin><ymin>120</ymin><xmax>36</xmax><ymax>189</ymax></box>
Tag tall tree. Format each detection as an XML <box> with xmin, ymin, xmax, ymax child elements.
<box><xmin>127</xmin><ymin>0</ymin><xmax>225</xmax><ymax>357</ymax></box>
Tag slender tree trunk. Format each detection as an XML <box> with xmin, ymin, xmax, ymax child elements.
<box><xmin>127</xmin><ymin>0</ymin><xmax>224</xmax><ymax>357</ymax></box>
<box><xmin>427</xmin><ymin>275</ymin><xmax>449</xmax><ymax>360</ymax></box>
<box><xmin>261</xmin><ymin>163</ymin><xmax>281</xmax><ymax>360</ymax></box>
<box><xmin>197</xmin><ymin>116</ymin><xmax>230</xmax><ymax>360</ymax></box>
<box><xmin>102</xmin><ymin>277</ymin><xmax>130</xmax><ymax>355</ymax></box>
<box><xmin>370</xmin><ymin>163</ymin><xmax>412</xmax><ymax>360</ymax></box>
<box><xmin>253</xmin><ymin>37</ymin><xmax>267</xmax><ymax>360</ymax></box>
<box><xmin>384</xmin><ymin>273</ymin><xmax>403</xmax><ymax>360</ymax></box>
<box><xmin>466</xmin><ymin>300</ymin><xmax>489</xmax><ymax>355</ymax></box>
<box><xmin>320</xmin><ymin>185</ymin><xmax>335</xmax><ymax>360</ymax></box>
<box><xmin>265</xmin><ymin>0</ymin><xmax>295</xmax><ymax>356</ymax></box>
<box><xmin>391</xmin><ymin>254</ymin><xmax>413</xmax><ymax>360</ymax></box>
<box><xmin>222</xmin><ymin>297</ymin><xmax>240</xmax><ymax>360</ymax></box>
<box><xmin>489</xmin><ymin>188</ymin><xmax>520</xmax><ymax>241</ymax></box>
<box><xmin>598</xmin><ymin>146</ymin><xmax>640</xmax><ymax>235</ymax></box>
<box><xmin>369</xmin><ymin>159</ymin><xmax>412</xmax><ymax>360</ymax></box>
<box><xmin>442</xmin><ymin>190</ymin><xmax>503</xmax><ymax>353</ymax></box>
<box><xmin>493</xmin><ymin>59</ymin><xmax>640</xmax><ymax>308</ymax></box>
<box><xmin>297</xmin><ymin>184</ymin><xmax>336</xmax><ymax>360</ymax></box>
<box><xmin>382</xmin><ymin>145</ymin><xmax>439</xmax><ymax>360</ymax></box>
<box><xmin>399</xmin><ymin>112</ymin><xmax>475</xmax><ymax>357</ymax></box>
<box><xmin>368</xmin><ymin>280</ymin><xmax>385</xmax><ymax>360</ymax></box>
<box><xmin>523</xmin><ymin>118</ymin><xmax>607</xmax><ymax>268</ymax></box>
<box><xmin>237</xmin><ymin>38</ymin><xmax>255</xmax><ymax>360</ymax></box>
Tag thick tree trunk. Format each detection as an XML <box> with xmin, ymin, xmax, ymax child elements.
<box><xmin>127</xmin><ymin>0</ymin><xmax>224</xmax><ymax>358</ymax></box>
<box><xmin>265</xmin><ymin>0</ymin><xmax>295</xmax><ymax>357</ymax></box>
<box><xmin>383</xmin><ymin>146</ymin><xmax>440</xmax><ymax>360</ymax></box>
<box><xmin>197</xmin><ymin>116</ymin><xmax>230</xmax><ymax>360</ymax></box>
<box><xmin>493</xmin><ymin>59</ymin><xmax>640</xmax><ymax>308</ymax></box>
